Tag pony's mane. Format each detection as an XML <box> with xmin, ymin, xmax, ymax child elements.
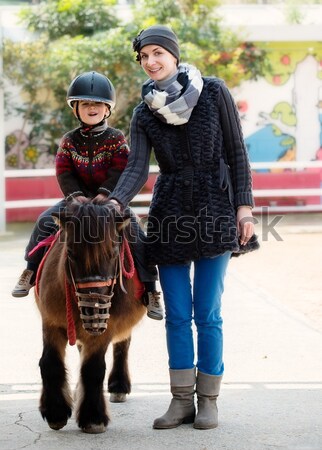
<box><xmin>65</xmin><ymin>200</ymin><xmax>120</xmax><ymax>271</ymax></box>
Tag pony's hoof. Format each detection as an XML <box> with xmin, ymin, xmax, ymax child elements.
<box><xmin>110</xmin><ymin>392</ymin><xmax>127</xmax><ymax>403</ymax></box>
<box><xmin>48</xmin><ymin>420</ymin><xmax>68</xmax><ymax>430</ymax></box>
<box><xmin>82</xmin><ymin>423</ymin><xmax>107</xmax><ymax>434</ymax></box>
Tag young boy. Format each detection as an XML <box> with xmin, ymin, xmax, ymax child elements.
<box><xmin>11</xmin><ymin>71</ymin><xmax>163</xmax><ymax>321</ymax></box>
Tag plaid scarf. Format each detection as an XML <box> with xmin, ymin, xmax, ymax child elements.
<box><xmin>141</xmin><ymin>64</ymin><xmax>204</xmax><ymax>126</ymax></box>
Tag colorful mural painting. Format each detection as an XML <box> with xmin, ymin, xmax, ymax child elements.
<box><xmin>5</xmin><ymin>130</ymin><xmax>55</xmax><ymax>169</ymax></box>
<box><xmin>234</xmin><ymin>42</ymin><xmax>322</xmax><ymax>170</ymax></box>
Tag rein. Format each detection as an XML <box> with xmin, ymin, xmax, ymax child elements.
<box><xmin>34</xmin><ymin>230</ymin><xmax>62</xmax><ymax>297</ymax></box>
<box><xmin>65</xmin><ymin>278</ymin><xmax>77</xmax><ymax>345</ymax></box>
<box><xmin>120</xmin><ymin>238</ymin><xmax>135</xmax><ymax>279</ymax></box>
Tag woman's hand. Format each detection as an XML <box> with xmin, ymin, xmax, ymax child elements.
<box><xmin>108</xmin><ymin>198</ymin><xmax>122</xmax><ymax>213</ymax></box>
<box><xmin>93</xmin><ymin>193</ymin><xmax>108</xmax><ymax>204</ymax></box>
<box><xmin>237</xmin><ymin>206</ymin><xmax>255</xmax><ymax>246</ymax></box>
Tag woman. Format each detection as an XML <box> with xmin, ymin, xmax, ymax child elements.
<box><xmin>109</xmin><ymin>25</ymin><xmax>258</xmax><ymax>429</ymax></box>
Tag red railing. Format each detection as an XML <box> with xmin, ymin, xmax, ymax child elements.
<box><xmin>5</xmin><ymin>161</ymin><xmax>322</xmax><ymax>221</ymax></box>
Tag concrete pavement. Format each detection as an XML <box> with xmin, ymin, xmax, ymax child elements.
<box><xmin>1</xmin><ymin>216</ymin><xmax>322</xmax><ymax>450</ymax></box>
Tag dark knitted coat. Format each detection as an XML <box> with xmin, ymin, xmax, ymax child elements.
<box><xmin>56</xmin><ymin>127</ymin><xmax>129</xmax><ymax>198</ymax></box>
<box><xmin>112</xmin><ymin>77</ymin><xmax>258</xmax><ymax>265</ymax></box>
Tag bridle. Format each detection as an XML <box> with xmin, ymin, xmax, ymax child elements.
<box><xmin>66</xmin><ymin>237</ymin><xmax>134</xmax><ymax>337</ymax></box>
<box><xmin>67</xmin><ymin>253</ymin><xmax>118</xmax><ymax>336</ymax></box>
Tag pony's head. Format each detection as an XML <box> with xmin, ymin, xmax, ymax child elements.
<box><xmin>53</xmin><ymin>199</ymin><xmax>130</xmax><ymax>335</ymax></box>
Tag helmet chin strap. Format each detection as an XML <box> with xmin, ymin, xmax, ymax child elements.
<box><xmin>74</xmin><ymin>101</ymin><xmax>81</xmax><ymax>122</ymax></box>
<box><xmin>105</xmin><ymin>108</ymin><xmax>112</xmax><ymax>119</ymax></box>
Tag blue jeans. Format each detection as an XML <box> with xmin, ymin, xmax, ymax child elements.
<box><xmin>25</xmin><ymin>200</ymin><xmax>65</xmax><ymax>265</ymax></box>
<box><xmin>158</xmin><ymin>253</ymin><xmax>231</xmax><ymax>376</ymax></box>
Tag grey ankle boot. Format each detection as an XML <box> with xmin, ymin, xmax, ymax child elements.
<box><xmin>193</xmin><ymin>371</ymin><xmax>222</xmax><ymax>430</ymax></box>
<box><xmin>153</xmin><ymin>368</ymin><xmax>196</xmax><ymax>429</ymax></box>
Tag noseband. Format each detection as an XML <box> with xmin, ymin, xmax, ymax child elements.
<box><xmin>67</xmin><ymin>257</ymin><xmax>118</xmax><ymax>336</ymax></box>
<box><xmin>65</xmin><ymin>235</ymin><xmax>135</xmax><ymax>340</ymax></box>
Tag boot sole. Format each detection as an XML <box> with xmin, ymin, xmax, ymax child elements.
<box><xmin>193</xmin><ymin>423</ymin><xmax>218</xmax><ymax>430</ymax></box>
<box><xmin>153</xmin><ymin>415</ymin><xmax>195</xmax><ymax>429</ymax></box>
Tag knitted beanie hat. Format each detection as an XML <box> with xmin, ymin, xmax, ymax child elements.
<box><xmin>132</xmin><ymin>25</ymin><xmax>180</xmax><ymax>62</ymax></box>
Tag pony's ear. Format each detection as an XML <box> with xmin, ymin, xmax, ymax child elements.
<box><xmin>117</xmin><ymin>217</ymin><xmax>131</xmax><ymax>232</ymax></box>
<box><xmin>109</xmin><ymin>203</ymin><xmax>131</xmax><ymax>232</ymax></box>
<box><xmin>51</xmin><ymin>210</ymin><xmax>67</xmax><ymax>227</ymax></box>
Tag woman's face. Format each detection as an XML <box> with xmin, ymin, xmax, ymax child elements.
<box><xmin>139</xmin><ymin>45</ymin><xmax>178</xmax><ymax>81</ymax></box>
<box><xmin>76</xmin><ymin>101</ymin><xmax>109</xmax><ymax>125</ymax></box>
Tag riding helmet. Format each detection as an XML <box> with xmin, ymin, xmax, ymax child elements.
<box><xmin>66</xmin><ymin>71</ymin><xmax>116</xmax><ymax>110</ymax></box>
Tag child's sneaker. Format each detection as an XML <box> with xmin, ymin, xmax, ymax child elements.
<box><xmin>144</xmin><ymin>291</ymin><xmax>163</xmax><ymax>320</ymax></box>
<box><xmin>12</xmin><ymin>269</ymin><xmax>35</xmax><ymax>298</ymax></box>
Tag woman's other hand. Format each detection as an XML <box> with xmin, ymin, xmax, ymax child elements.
<box><xmin>237</xmin><ymin>206</ymin><xmax>255</xmax><ymax>246</ymax></box>
<box><xmin>108</xmin><ymin>198</ymin><xmax>122</xmax><ymax>213</ymax></box>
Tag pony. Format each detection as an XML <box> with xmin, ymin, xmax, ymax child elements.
<box><xmin>35</xmin><ymin>199</ymin><xmax>146</xmax><ymax>433</ymax></box>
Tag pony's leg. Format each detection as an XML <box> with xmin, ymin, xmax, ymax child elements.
<box><xmin>108</xmin><ymin>337</ymin><xmax>131</xmax><ymax>403</ymax></box>
<box><xmin>39</xmin><ymin>326</ymin><xmax>72</xmax><ymax>430</ymax></box>
<box><xmin>76</xmin><ymin>348</ymin><xmax>109</xmax><ymax>434</ymax></box>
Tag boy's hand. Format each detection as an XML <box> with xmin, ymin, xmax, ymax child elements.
<box><xmin>73</xmin><ymin>195</ymin><xmax>88</xmax><ymax>203</ymax></box>
<box><xmin>93</xmin><ymin>193</ymin><xmax>108</xmax><ymax>204</ymax></box>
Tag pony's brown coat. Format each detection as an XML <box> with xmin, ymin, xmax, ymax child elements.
<box><xmin>35</xmin><ymin>200</ymin><xmax>146</xmax><ymax>432</ymax></box>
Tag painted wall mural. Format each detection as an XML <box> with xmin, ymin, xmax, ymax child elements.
<box><xmin>234</xmin><ymin>42</ymin><xmax>322</xmax><ymax>171</ymax></box>
<box><xmin>5</xmin><ymin>129</ymin><xmax>55</xmax><ymax>169</ymax></box>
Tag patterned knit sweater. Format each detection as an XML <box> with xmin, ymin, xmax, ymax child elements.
<box><xmin>56</xmin><ymin>126</ymin><xmax>129</xmax><ymax>199</ymax></box>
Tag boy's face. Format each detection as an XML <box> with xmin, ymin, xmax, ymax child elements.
<box><xmin>76</xmin><ymin>101</ymin><xmax>109</xmax><ymax>125</ymax></box>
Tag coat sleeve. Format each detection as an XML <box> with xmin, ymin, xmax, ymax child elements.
<box><xmin>97</xmin><ymin>130</ymin><xmax>129</xmax><ymax>195</ymax></box>
<box><xmin>219</xmin><ymin>82</ymin><xmax>254</xmax><ymax>208</ymax></box>
<box><xmin>108</xmin><ymin>111</ymin><xmax>152</xmax><ymax>207</ymax></box>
